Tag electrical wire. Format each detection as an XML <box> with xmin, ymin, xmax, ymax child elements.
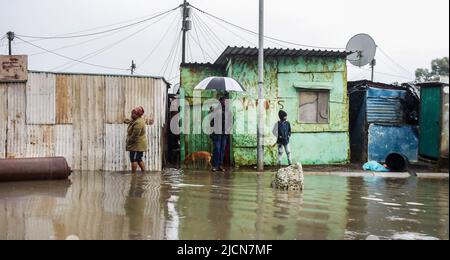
<box><xmin>167</xmin><ymin>29</ymin><xmax>182</xmax><ymax>79</ymax></box>
<box><xmin>378</xmin><ymin>47</ymin><xmax>413</xmax><ymax>76</ymax></box>
<box><xmin>193</xmin><ymin>11</ymin><xmax>227</xmax><ymax>50</ymax></box>
<box><xmin>50</xmin><ymin>10</ymin><xmax>175</xmax><ymax>72</ymax></box>
<box><xmin>199</xmin><ymin>9</ymin><xmax>256</xmax><ymax>47</ymax></box>
<box><xmin>16</xmin><ymin>6</ymin><xmax>181</xmax><ymax>40</ymax></box>
<box><xmin>191</xmin><ymin>14</ymin><xmax>220</xmax><ymax>57</ymax></box>
<box><xmin>16</xmin><ymin>36</ymin><xmax>129</xmax><ymax>71</ymax></box>
<box><xmin>160</xmin><ymin>31</ymin><xmax>182</xmax><ymax>76</ymax></box>
<box><xmin>137</xmin><ymin>11</ymin><xmax>181</xmax><ymax>70</ymax></box>
<box><xmin>191</xmin><ymin>4</ymin><xmax>345</xmax><ymax>50</ymax></box>
<box><xmin>192</xmin><ymin>12</ymin><xmax>224</xmax><ymax>56</ymax></box>
<box><xmin>191</xmin><ymin>22</ymin><xmax>211</xmax><ymax>62</ymax></box>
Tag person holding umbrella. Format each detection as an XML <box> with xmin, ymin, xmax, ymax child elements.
<box><xmin>210</xmin><ymin>96</ymin><xmax>233</xmax><ymax>172</ymax></box>
<box><xmin>195</xmin><ymin>77</ymin><xmax>245</xmax><ymax>172</ymax></box>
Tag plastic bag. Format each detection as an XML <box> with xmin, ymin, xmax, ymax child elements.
<box><xmin>363</xmin><ymin>161</ymin><xmax>390</xmax><ymax>172</ymax></box>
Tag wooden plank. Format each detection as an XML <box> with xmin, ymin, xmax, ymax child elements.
<box><xmin>26</xmin><ymin>72</ymin><xmax>56</xmax><ymax>125</ymax></box>
<box><xmin>0</xmin><ymin>55</ymin><xmax>27</xmax><ymax>83</ymax></box>
<box><xmin>56</xmin><ymin>75</ymin><xmax>73</xmax><ymax>124</ymax></box>
<box><xmin>7</xmin><ymin>83</ymin><xmax>27</xmax><ymax>158</ymax></box>
<box><xmin>26</xmin><ymin>125</ymin><xmax>55</xmax><ymax>157</ymax></box>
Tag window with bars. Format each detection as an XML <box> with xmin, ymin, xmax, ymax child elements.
<box><xmin>298</xmin><ymin>90</ymin><xmax>330</xmax><ymax>124</ymax></box>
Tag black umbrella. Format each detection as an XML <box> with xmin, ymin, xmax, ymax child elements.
<box><xmin>194</xmin><ymin>77</ymin><xmax>246</xmax><ymax>92</ymax></box>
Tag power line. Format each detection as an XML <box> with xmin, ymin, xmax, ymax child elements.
<box><xmin>160</xmin><ymin>31</ymin><xmax>182</xmax><ymax>76</ymax></box>
<box><xmin>352</xmin><ymin>65</ymin><xmax>415</xmax><ymax>81</ymax></box>
<box><xmin>378</xmin><ymin>47</ymin><xmax>413</xmax><ymax>76</ymax></box>
<box><xmin>167</xmin><ymin>29</ymin><xmax>183</xmax><ymax>79</ymax></box>
<box><xmin>191</xmin><ymin>14</ymin><xmax>220</xmax><ymax>57</ymax></box>
<box><xmin>16</xmin><ymin>6</ymin><xmax>181</xmax><ymax>40</ymax></box>
<box><xmin>193</xmin><ymin>12</ymin><xmax>227</xmax><ymax>49</ymax></box>
<box><xmin>49</xmin><ymin>10</ymin><xmax>175</xmax><ymax>72</ymax></box>
<box><xmin>192</xmin><ymin>12</ymin><xmax>224</xmax><ymax>56</ymax></box>
<box><xmin>199</xmin><ymin>9</ymin><xmax>256</xmax><ymax>47</ymax></box>
<box><xmin>16</xmin><ymin>36</ymin><xmax>129</xmax><ymax>71</ymax></box>
<box><xmin>191</xmin><ymin>4</ymin><xmax>345</xmax><ymax>50</ymax></box>
<box><xmin>191</xmin><ymin>21</ymin><xmax>211</xmax><ymax>62</ymax></box>
<box><xmin>137</xmin><ymin>11</ymin><xmax>181</xmax><ymax>70</ymax></box>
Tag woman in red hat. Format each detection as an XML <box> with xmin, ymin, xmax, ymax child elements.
<box><xmin>126</xmin><ymin>106</ymin><xmax>148</xmax><ymax>173</ymax></box>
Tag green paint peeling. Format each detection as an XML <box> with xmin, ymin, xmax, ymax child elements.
<box><xmin>180</xmin><ymin>52</ymin><xmax>350</xmax><ymax>166</ymax></box>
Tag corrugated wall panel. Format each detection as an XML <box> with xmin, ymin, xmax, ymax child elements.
<box><xmin>55</xmin><ymin>124</ymin><xmax>74</xmax><ymax>168</ymax></box>
<box><xmin>104</xmin><ymin>124</ymin><xmax>128</xmax><ymax>172</ymax></box>
<box><xmin>366</xmin><ymin>87</ymin><xmax>406</xmax><ymax>125</ymax></box>
<box><xmin>105</xmin><ymin>76</ymin><xmax>125</xmax><ymax>124</ymax></box>
<box><xmin>7</xmin><ymin>83</ymin><xmax>27</xmax><ymax>158</ymax></box>
<box><xmin>0</xmin><ymin>84</ymin><xmax>6</xmax><ymax>158</ymax></box>
<box><xmin>26</xmin><ymin>125</ymin><xmax>55</xmax><ymax>157</ymax></box>
<box><xmin>26</xmin><ymin>72</ymin><xmax>56</xmax><ymax>125</ymax></box>
<box><xmin>71</xmin><ymin>75</ymin><xmax>82</xmax><ymax>170</ymax></box>
<box><xmin>73</xmin><ymin>75</ymin><xmax>105</xmax><ymax>171</ymax></box>
<box><xmin>56</xmin><ymin>75</ymin><xmax>73</xmax><ymax>124</ymax></box>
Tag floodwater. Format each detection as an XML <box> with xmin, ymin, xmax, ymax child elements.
<box><xmin>0</xmin><ymin>170</ymin><xmax>448</xmax><ymax>240</ymax></box>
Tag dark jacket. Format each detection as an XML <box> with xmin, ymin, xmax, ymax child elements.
<box><xmin>273</xmin><ymin>120</ymin><xmax>291</xmax><ymax>145</ymax></box>
<box><xmin>210</xmin><ymin>105</ymin><xmax>233</xmax><ymax>136</ymax></box>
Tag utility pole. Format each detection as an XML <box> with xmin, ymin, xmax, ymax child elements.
<box><xmin>370</xmin><ymin>59</ymin><xmax>376</xmax><ymax>82</ymax></box>
<box><xmin>257</xmin><ymin>0</ymin><xmax>265</xmax><ymax>172</ymax></box>
<box><xmin>130</xmin><ymin>60</ymin><xmax>136</xmax><ymax>75</ymax></box>
<box><xmin>181</xmin><ymin>0</ymin><xmax>191</xmax><ymax>64</ymax></box>
<box><xmin>7</xmin><ymin>31</ymin><xmax>14</xmax><ymax>55</ymax></box>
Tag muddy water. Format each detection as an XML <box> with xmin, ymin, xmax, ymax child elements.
<box><xmin>0</xmin><ymin>170</ymin><xmax>448</xmax><ymax>240</ymax></box>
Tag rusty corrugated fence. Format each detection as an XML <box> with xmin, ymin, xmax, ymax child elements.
<box><xmin>0</xmin><ymin>71</ymin><xmax>168</xmax><ymax>171</ymax></box>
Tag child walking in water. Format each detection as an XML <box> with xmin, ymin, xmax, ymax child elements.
<box><xmin>273</xmin><ymin>110</ymin><xmax>292</xmax><ymax>166</ymax></box>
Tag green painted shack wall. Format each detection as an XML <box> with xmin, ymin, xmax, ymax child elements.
<box><xmin>180</xmin><ymin>54</ymin><xmax>350</xmax><ymax>166</ymax></box>
<box><xmin>180</xmin><ymin>64</ymin><xmax>225</xmax><ymax>162</ymax></box>
<box><xmin>229</xmin><ymin>55</ymin><xmax>349</xmax><ymax>166</ymax></box>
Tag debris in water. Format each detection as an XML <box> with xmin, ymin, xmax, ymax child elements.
<box><xmin>271</xmin><ymin>163</ymin><xmax>304</xmax><ymax>191</ymax></box>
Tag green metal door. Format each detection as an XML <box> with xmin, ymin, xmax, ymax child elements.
<box><xmin>419</xmin><ymin>87</ymin><xmax>441</xmax><ymax>159</ymax></box>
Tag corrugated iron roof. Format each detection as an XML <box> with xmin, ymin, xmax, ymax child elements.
<box><xmin>215</xmin><ymin>46</ymin><xmax>350</xmax><ymax>65</ymax></box>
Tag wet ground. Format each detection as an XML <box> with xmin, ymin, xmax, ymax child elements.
<box><xmin>0</xmin><ymin>170</ymin><xmax>448</xmax><ymax>240</ymax></box>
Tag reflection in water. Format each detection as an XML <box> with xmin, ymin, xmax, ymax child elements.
<box><xmin>0</xmin><ymin>170</ymin><xmax>448</xmax><ymax>240</ymax></box>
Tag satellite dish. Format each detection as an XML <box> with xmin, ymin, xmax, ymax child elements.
<box><xmin>346</xmin><ymin>34</ymin><xmax>377</xmax><ymax>67</ymax></box>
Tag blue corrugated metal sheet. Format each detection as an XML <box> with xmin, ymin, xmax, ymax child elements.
<box><xmin>368</xmin><ymin>124</ymin><xmax>419</xmax><ymax>162</ymax></box>
<box><xmin>366</xmin><ymin>87</ymin><xmax>406</xmax><ymax>124</ymax></box>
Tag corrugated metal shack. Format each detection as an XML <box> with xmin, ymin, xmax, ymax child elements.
<box><xmin>181</xmin><ymin>46</ymin><xmax>350</xmax><ymax>166</ymax></box>
<box><xmin>348</xmin><ymin>80</ymin><xmax>420</xmax><ymax>163</ymax></box>
<box><xmin>417</xmin><ymin>82</ymin><xmax>449</xmax><ymax>165</ymax></box>
<box><xmin>0</xmin><ymin>71</ymin><xmax>169</xmax><ymax>171</ymax></box>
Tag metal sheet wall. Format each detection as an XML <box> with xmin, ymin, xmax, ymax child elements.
<box><xmin>26</xmin><ymin>72</ymin><xmax>56</xmax><ymax>125</ymax></box>
<box><xmin>7</xmin><ymin>83</ymin><xmax>27</xmax><ymax>158</ymax></box>
<box><xmin>366</xmin><ymin>87</ymin><xmax>406</xmax><ymax>124</ymax></box>
<box><xmin>0</xmin><ymin>72</ymin><xmax>168</xmax><ymax>171</ymax></box>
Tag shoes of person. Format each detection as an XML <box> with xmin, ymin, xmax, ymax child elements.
<box><xmin>211</xmin><ymin>168</ymin><xmax>218</xmax><ymax>172</ymax></box>
<box><xmin>219</xmin><ymin>167</ymin><xmax>226</xmax><ymax>172</ymax></box>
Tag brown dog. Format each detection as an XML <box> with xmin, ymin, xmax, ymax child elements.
<box><xmin>184</xmin><ymin>151</ymin><xmax>212</xmax><ymax>169</ymax></box>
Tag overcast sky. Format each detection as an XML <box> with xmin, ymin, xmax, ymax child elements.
<box><xmin>1</xmin><ymin>0</ymin><xmax>448</xmax><ymax>84</ymax></box>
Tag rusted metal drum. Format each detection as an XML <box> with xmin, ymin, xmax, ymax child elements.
<box><xmin>0</xmin><ymin>157</ymin><xmax>71</xmax><ymax>182</ymax></box>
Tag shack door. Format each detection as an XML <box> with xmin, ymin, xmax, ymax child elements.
<box><xmin>419</xmin><ymin>87</ymin><xmax>441</xmax><ymax>159</ymax></box>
